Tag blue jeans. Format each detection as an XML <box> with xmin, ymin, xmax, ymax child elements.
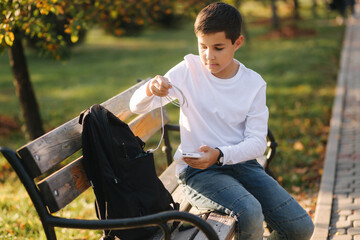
<box><xmin>178</xmin><ymin>160</ymin><xmax>314</xmax><ymax>240</ymax></box>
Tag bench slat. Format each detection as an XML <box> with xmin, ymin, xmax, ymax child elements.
<box><xmin>101</xmin><ymin>80</ymin><xmax>147</xmax><ymax>120</ymax></box>
<box><xmin>37</xmin><ymin>108</ymin><xmax>169</xmax><ymax>213</ymax></box>
<box><xmin>38</xmin><ymin>156</ymin><xmax>89</xmax><ymax>213</ymax></box>
<box><xmin>130</xmin><ymin>108</ymin><xmax>169</xmax><ymax>142</ymax></box>
<box><xmin>171</xmin><ymin>224</ymin><xmax>199</xmax><ymax>240</ymax></box>
<box><xmin>176</xmin><ymin>208</ymin><xmax>209</xmax><ymax>239</ymax></box>
<box><xmin>152</xmin><ymin>207</ymin><xmax>206</xmax><ymax>240</ymax></box>
<box><xmin>159</xmin><ymin>161</ymin><xmax>178</xmax><ymax>194</ymax></box>
<box><xmin>17</xmin><ymin>81</ymin><xmax>146</xmax><ymax>179</ymax></box>
<box><xmin>193</xmin><ymin>213</ymin><xmax>235</xmax><ymax>240</ymax></box>
<box><xmin>17</xmin><ymin>118</ymin><xmax>82</xmax><ymax>179</ymax></box>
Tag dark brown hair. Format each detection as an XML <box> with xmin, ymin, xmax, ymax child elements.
<box><xmin>194</xmin><ymin>2</ymin><xmax>242</xmax><ymax>44</ymax></box>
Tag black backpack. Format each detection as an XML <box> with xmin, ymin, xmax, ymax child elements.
<box><xmin>79</xmin><ymin>104</ymin><xmax>178</xmax><ymax>240</ymax></box>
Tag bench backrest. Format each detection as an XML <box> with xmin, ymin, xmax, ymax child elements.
<box><xmin>16</xmin><ymin>80</ymin><xmax>170</xmax><ymax>213</ymax></box>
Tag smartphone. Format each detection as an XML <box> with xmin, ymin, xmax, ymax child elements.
<box><xmin>182</xmin><ymin>152</ymin><xmax>203</xmax><ymax>158</ymax></box>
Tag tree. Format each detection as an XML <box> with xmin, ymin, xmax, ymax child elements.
<box><xmin>1</xmin><ymin>1</ymin><xmax>90</xmax><ymax>139</ymax></box>
<box><xmin>1</xmin><ymin>0</ymin><xmax>199</xmax><ymax>140</ymax></box>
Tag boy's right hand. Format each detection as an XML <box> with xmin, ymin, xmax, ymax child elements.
<box><xmin>146</xmin><ymin>75</ymin><xmax>172</xmax><ymax>97</ymax></box>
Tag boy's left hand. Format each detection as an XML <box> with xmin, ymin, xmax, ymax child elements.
<box><xmin>182</xmin><ymin>146</ymin><xmax>220</xmax><ymax>169</ymax></box>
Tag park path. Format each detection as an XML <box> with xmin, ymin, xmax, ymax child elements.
<box><xmin>311</xmin><ymin>4</ymin><xmax>360</xmax><ymax>240</ymax></box>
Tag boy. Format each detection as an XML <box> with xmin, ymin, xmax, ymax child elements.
<box><xmin>130</xmin><ymin>2</ymin><xmax>314</xmax><ymax>239</ymax></box>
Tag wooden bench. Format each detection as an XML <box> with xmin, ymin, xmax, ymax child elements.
<box><xmin>0</xmin><ymin>80</ymin><xmax>277</xmax><ymax>240</ymax></box>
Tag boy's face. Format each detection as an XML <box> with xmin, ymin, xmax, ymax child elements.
<box><xmin>197</xmin><ymin>31</ymin><xmax>243</xmax><ymax>79</ymax></box>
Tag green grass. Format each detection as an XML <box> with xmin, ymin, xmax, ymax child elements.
<box><xmin>0</xmin><ymin>3</ymin><xmax>344</xmax><ymax>239</ymax></box>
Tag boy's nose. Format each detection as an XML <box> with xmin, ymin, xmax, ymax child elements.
<box><xmin>206</xmin><ymin>49</ymin><xmax>215</xmax><ymax>60</ymax></box>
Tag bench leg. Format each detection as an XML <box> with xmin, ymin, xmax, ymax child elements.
<box><xmin>43</xmin><ymin>225</ymin><xmax>57</xmax><ymax>240</ymax></box>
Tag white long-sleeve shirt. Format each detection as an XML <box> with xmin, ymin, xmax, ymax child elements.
<box><xmin>130</xmin><ymin>54</ymin><xmax>269</xmax><ymax>176</ymax></box>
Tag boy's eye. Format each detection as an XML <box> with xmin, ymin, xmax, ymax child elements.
<box><xmin>215</xmin><ymin>47</ymin><xmax>224</xmax><ymax>51</ymax></box>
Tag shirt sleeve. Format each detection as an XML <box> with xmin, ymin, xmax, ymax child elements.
<box><xmin>219</xmin><ymin>84</ymin><xmax>269</xmax><ymax>165</ymax></box>
<box><xmin>129</xmin><ymin>81</ymin><xmax>161</xmax><ymax>114</ymax></box>
<box><xmin>129</xmin><ymin>61</ymin><xmax>187</xmax><ymax>114</ymax></box>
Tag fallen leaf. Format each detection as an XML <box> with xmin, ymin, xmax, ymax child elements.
<box><xmin>294</xmin><ymin>141</ymin><xmax>304</xmax><ymax>151</ymax></box>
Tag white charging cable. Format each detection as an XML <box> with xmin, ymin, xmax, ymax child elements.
<box><xmin>147</xmin><ymin>83</ymin><xmax>187</xmax><ymax>153</ymax></box>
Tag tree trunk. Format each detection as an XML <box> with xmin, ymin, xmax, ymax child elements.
<box><xmin>271</xmin><ymin>0</ymin><xmax>280</xmax><ymax>29</ymax></box>
<box><xmin>8</xmin><ymin>36</ymin><xmax>45</xmax><ymax>140</ymax></box>
<box><xmin>293</xmin><ymin>0</ymin><xmax>301</xmax><ymax>19</ymax></box>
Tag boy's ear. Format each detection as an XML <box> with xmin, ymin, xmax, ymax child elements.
<box><xmin>234</xmin><ymin>35</ymin><xmax>244</xmax><ymax>50</ymax></box>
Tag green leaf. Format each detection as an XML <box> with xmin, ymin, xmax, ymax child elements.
<box><xmin>33</xmin><ymin>9</ymin><xmax>39</xmax><ymax>17</ymax></box>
